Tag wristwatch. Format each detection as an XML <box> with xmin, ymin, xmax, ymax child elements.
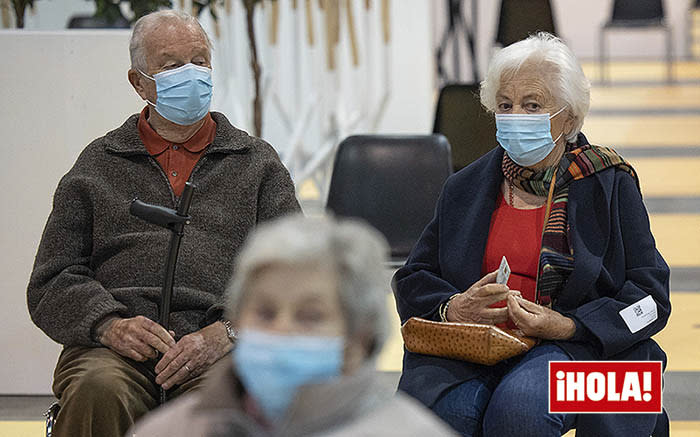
<box><xmin>221</xmin><ymin>319</ymin><xmax>237</xmax><ymax>343</ymax></box>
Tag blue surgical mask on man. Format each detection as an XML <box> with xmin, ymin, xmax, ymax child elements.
<box><xmin>232</xmin><ymin>329</ymin><xmax>344</xmax><ymax>422</ymax></box>
<box><xmin>139</xmin><ymin>63</ymin><xmax>213</xmax><ymax>126</ymax></box>
<box><xmin>495</xmin><ymin>106</ymin><xmax>567</xmax><ymax>167</ymax></box>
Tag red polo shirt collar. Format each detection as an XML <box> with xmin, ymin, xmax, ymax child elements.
<box><xmin>137</xmin><ymin>106</ymin><xmax>215</xmax><ymax>156</ymax></box>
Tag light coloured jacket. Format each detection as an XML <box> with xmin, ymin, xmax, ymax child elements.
<box><xmin>128</xmin><ymin>360</ymin><xmax>457</xmax><ymax>437</ymax></box>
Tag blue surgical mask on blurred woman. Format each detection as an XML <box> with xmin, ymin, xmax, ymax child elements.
<box><xmin>139</xmin><ymin>63</ymin><xmax>213</xmax><ymax>125</ymax></box>
<box><xmin>232</xmin><ymin>329</ymin><xmax>344</xmax><ymax>421</ymax></box>
<box><xmin>495</xmin><ymin>106</ymin><xmax>567</xmax><ymax>167</ymax></box>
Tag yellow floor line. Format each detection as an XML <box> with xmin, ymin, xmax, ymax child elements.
<box><xmin>582</xmin><ymin>116</ymin><xmax>700</xmax><ymax>147</ymax></box>
<box><xmin>654</xmin><ymin>292</ymin><xmax>700</xmax><ymax>372</ymax></box>
<box><xmin>0</xmin><ymin>421</ymin><xmax>44</xmax><ymax>437</ymax></box>
<box><xmin>581</xmin><ymin>61</ymin><xmax>700</xmax><ymax>82</ymax></box>
<box><xmin>649</xmin><ymin>214</ymin><xmax>700</xmax><ymax>268</ymax></box>
<box><xmin>2</xmin><ymin>420</ymin><xmax>698</xmax><ymax>436</ymax></box>
<box><xmin>633</xmin><ymin>157</ymin><xmax>700</xmax><ymax>197</ymax></box>
<box><xmin>590</xmin><ymin>85</ymin><xmax>700</xmax><ymax>109</ymax></box>
<box><xmin>564</xmin><ymin>422</ymin><xmax>700</xmax><ymax>436</ymax></box>
<box><xmin>377</xmin><ymin>293</ymin><xmax>404</xmax><ymax>373</ymax></box>
<box><xmin>666</xmin><ymin>421</ymin><xmax>700</xmax><ymax>436</ymax></box>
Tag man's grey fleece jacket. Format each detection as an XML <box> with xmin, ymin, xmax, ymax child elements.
<box><xmin>27</xmin><ymin>112</ymin><xmax>300</xmax><ymax>346</ymax></box>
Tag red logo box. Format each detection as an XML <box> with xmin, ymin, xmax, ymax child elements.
<box><xmin>549</xmin><ymin>361</ymin><xmax>662</xmax><ymax>414</ymax></box>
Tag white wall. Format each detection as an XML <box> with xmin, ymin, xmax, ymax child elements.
<box><xmin>375</xmin><ymin>2</ymin><xmax>434</xmax><ymax>133</ymax></box>
<box><xmin>0</xmin><ymin>30</ymin><xmax>143</xmax><ymax>394</ymax></box>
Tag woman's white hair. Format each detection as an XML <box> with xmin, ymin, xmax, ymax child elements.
<box><xmin>480</xmin><ymin>32</ymin><xmax>590</xmax><ymax>142</ymax></box>
<box><xmin>225</xmin><ymin>214</ymin><xmax>391</xmax><ymax>356</ymax></box>
<box><xmin>129</xmin><ymin>10</ymin><xmax>212</xmax><ymax>71</ymax></box>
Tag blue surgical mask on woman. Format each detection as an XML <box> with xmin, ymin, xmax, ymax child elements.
<box><xmin>495</xmin><ymin>106</ymin><xmax>567</xmax><ymax>167</ymax></box>
<box><xmin>139</xmin><ymin>63</ymin><xmax>213</xmax><ymax>126</ymax></box>
<box><xmin>232</xmin><ymin>329</ymin><xmax>344</xmax><ymax>421</ymax></box>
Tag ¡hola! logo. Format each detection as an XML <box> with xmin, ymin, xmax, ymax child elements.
<box><xmin>549</xmin><ymin>361</ymin><xmax>662</xmax><ymax>414</ymax></box>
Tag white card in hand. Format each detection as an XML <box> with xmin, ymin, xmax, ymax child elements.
<box><xmin>497</xmin><ymin>256</ymin><xmax>511</xmax><ymax>285</ymax></box>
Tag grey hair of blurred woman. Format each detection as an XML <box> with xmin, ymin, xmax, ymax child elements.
<box><xmin>225</xmin><ymin>214</ymin><xmax>390</xmax><ymax>357</ymax></box>
<box><xmin>129</xmin><ymin>10</ymin><xmax>212</xmax><ymax>72</ymax></box>
<box><xmin>480</xmin><ymin>32</ymin><xmax>591</xmax><ymax>143</ymax></box>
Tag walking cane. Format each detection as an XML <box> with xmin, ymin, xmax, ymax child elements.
<box><xmin>129</xmin><ymin>181</ymin><xmax>196</xmax><ymax>404</ymax></box>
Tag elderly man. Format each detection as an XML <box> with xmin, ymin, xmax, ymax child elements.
<box><xmin>27</xmin><ymin>10</ymin><xmax>299</xmax><ymax>437</ymax></box>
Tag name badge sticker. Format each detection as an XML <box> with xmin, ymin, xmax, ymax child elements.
<box><xmin>619</xmin><ymin>295</ymin><xmax>658</xmax><ymax>334</ymax></box>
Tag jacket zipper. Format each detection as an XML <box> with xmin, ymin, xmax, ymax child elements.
<box><xmin>187</xmin><ymin>150</ymin><xmax>211</xmax><ymax>187</ymax></box>
<box><xmin>146</xmin><ymin>142</ymin><xmax>221</xmax><ymax>207</ymax></box>
<box><xmin>146</xmin><ymin>156</ymin><xmax>177</xmax><ymax>207</ymax></box>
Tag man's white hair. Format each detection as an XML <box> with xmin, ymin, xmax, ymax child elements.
<box><xmin>225</xmin><ymin>214</ymin><xmax>391</xmax><ymax>356</ymax></box>
<box><xmin>129</xmin><ymin>10</ymin><xmax>212</xmax><ymax>71</ymax></box>
<box><xmin>480</xmin><ymin>32</ymin><xmax>591</xmax><ymax>142</ymax></box>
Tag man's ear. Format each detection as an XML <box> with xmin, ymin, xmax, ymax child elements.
<box><xmin>128</xmin><ymin>69</ymin><xmax>148</xmax><ymax>100</ymax></box>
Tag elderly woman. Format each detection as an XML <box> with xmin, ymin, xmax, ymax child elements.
<box><xmin>393</xmin><ymin>33</ymin><xmax>670</xmax><ymax>437</ymax></box>
<box><xmin>129</xmin><ymin>215</ymin><xmax>456</xmax><ymax>436</ymax></box>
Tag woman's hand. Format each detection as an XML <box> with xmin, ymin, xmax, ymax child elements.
<box><xmin>446</xmin><ymin>270</ymin><xmax>519</xmax><ymax>324</ymax></box>
<box><xmin>506</xmin><ymin>294</ymin><xmax>576</xmax><ymax>340</ymax></box>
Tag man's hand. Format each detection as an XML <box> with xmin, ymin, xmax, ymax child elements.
<box><xmin>155</xmin><ymin>321</ymin><xmax>233</xmax><ymax>390</ymax></box>
<box><xmin>97</xmin><ymin>315</ymin><xmax>176</xmax><ymax>361</ymax></box>
<box><xmin>446</xmin><ymin>270</ymin><xmax>520</xmax><ymax>324</ymax></box>
<box><xmin>506</xmin><ymin>294</ymin><xmax>576</xmax><ymax>340</ymax></box>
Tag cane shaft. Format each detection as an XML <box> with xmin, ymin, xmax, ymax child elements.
<box><xmin>158</xmin><ymin>182</ymin><xmax>196</xmax><ymax>404</ymax></box>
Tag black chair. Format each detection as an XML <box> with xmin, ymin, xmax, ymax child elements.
<box><xmin>326</xmin><ymin>135</ymin><xmax>452</xmax><ymax>264</ymax></box>
<box><xmin>691</xmin><ymin>0</ymin><xmax>700</xmax><ymax>59</ymax></box>
<box><xmin>496</xmin><ymin>0</ymin><xmax>557</xmax><ymax>47</ymax></box>
<box><xmin>599</xmin><ymin>0</ymin><xmax>673</xmax><ymax>84</ymax></box>
<box><xmin>433</xmin><ymin>83</ymin><xmax>497</xmax><ymax>172</ymax></box>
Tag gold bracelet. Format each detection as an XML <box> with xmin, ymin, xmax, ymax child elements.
<box><xmin>440</xmin><ymin>293</ymin><xmax>460</xmax><ymax>322</ymax></box>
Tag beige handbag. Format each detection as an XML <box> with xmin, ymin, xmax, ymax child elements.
<box><xmin>401</xmin><ymin>317</ymin><xmax>538</xmax><ymax>366</ymax></box>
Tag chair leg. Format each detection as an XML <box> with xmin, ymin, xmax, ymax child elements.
<box><xmin>666</xmin><ymin>26</ymin><xmax>673</xmax><ymax>84</ymax></box>
<box><xmin>45</xmin><ymin>402</ymin><xmax>60</xmax><ymax>437</ymax></box>
<box><xmin>599</xmin><ymin>29</ymin><xmax>607</xmax><ymax>85</ymax></box>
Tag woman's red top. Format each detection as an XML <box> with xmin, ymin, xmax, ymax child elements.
<box><xmin>482</xmin><ymin>191</ymin><xmax>546</xmax><ymax>329</ymax></box>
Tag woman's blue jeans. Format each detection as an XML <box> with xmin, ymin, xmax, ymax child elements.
<box><xmin>431</xmin><ymin>343</ymin><xmax>575</xmax><ymax>437</ymax></box>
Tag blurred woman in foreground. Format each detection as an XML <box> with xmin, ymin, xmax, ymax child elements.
<box><xmin>130</xmin><ymin>215</ymin><xmax>455</xmax><ymax>436</ymax></box>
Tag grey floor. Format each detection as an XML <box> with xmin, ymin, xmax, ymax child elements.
<box><xmin>2</xmin><ymin>371</ymin><xmax>698</xmax><ymax>421</ymax></box>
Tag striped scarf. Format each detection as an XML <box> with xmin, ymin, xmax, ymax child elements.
<box><xmin>501</xmin><ymin>143</ymin><xmax>638</xmax><ymax>305</ymax></box>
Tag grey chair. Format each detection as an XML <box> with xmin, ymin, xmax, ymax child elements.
<box><xmin>599</xmin><ymin>0</ymin><xmax>673</xmax><ymax>84</ymax></box>
<box><xmin>326</xmin><ymin>135</ymin><xmax>452</xmax><ymax>266</ymax></box>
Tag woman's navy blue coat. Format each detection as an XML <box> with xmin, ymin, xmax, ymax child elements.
<box><xmin>393</xmin><ymin>139</ymin><xmax>671</xmax><ymax>408</ymax></box>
